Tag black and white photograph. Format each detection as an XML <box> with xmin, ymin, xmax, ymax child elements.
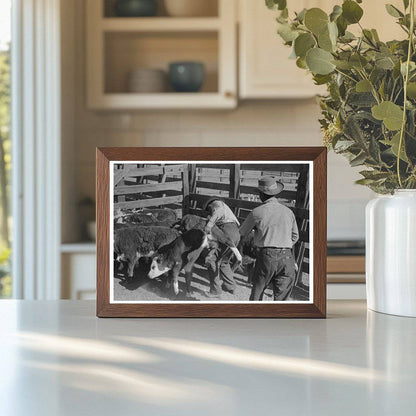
<box><xmin>110</xmin><ymin>161</ymin><xmax>312</xmax><ymax>303</ymax></box>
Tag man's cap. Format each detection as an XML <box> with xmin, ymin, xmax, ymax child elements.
<box><xmin>203</xmin><ymin>197</ymin><xmax>222</xmax><ymax>211</ymax></box>
<box><xmin>258</xmin><ymin>176</ymin><xmax>284</xmax><ymax>196</ymax></box>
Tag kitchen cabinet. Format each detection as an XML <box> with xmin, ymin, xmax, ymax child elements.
<box><xmin>86</xmin><ymin>0</ymin><xmax>237</xmax><ymax>109</ymax></box>
<box><xmin>238</xmin><ymin>0</ymin><xmax>404</xmax><ymax>99</ymax></box>
<box><xmin>239</xmin><ymin>0</ymin><xmax>325</xmax><ymax>99</ymax></box>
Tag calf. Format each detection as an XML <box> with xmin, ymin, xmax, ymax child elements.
<box><xmin>148</xmin><ymin>229</ymin><xmax>208</xmax><ymax>296</ymax></box>
<box><xmin>180</xmin><ymin>214</ymin><xmax>242</xmax><ymax>263</ymax></box>
<box><xmin>114</xmin><ymin>226</ymin><xmax>179</xmax><ymax>281</ymax></box>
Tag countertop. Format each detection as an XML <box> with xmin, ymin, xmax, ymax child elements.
<box><xmin>0</xmin><ymin>300</ymin><xmax>415</xmax><ymax>415</ymax></box>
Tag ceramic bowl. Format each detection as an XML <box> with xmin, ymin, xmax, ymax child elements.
<box><xmin>127</xmin><ymin>68</ymin><xmax>167</xmax><ymax>93</ymax></box>
<box><xmin>168</xmin><ymin>62</ymin><xmax>205</xmax><ymax>93</ymax></box>
<box><xmin>114</xmin><ymin>0</ymin><xmax>158</xmax><ymax>17</ymax></box>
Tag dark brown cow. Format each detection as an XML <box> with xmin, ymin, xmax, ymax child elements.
<box><xmin>114</xmin><ymin>226</ymin><xmax>180</xmax><ymax>281</ymax></box>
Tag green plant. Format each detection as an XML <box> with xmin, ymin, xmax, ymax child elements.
<box><xmin>266</xmin><ymin>0</ymin><xmax>416</xmax><ymax>193</ymax></box>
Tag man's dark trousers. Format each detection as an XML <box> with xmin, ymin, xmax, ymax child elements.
<box><xmin>250</xmin><ymin>248</ymin><xmax>296</xmax><ymax>301</ymax></box>
<box><xmin>205</xmin><ymin>223</ymin><xmax>240</xmax><ymax>294</ymax></box>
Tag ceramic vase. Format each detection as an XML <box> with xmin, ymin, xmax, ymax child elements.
<box><xmin>366</xmin><ymin>190</ymin><xmax>416</xmax><ymax>317</ymax></box>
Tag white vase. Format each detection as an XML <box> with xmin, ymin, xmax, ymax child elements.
<box><xmin>366</xmin><ymin>190</ymin><xmax>416</xmax><ymax>317</ymax></box>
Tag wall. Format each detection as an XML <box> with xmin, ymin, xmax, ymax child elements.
<box><xmin>61</xmin><ymin>0</ymin><xmax>374</xmax><ymax>243</ymax></box>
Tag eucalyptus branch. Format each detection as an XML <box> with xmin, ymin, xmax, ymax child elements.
<box><xmin>334</xmin><ymin>68</ymin><xmax>358</xmax><ymax>83</ymax></box>
<box><xmin>397</xmin><ymin>0</ymin><xmax>415</xmax><ymax>187</ymax></box>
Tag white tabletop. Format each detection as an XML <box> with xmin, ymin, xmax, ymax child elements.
<box><xmin>0</xmin><ymin>300</ymin><xmax>415</xmax><ymax>416</ymax></box>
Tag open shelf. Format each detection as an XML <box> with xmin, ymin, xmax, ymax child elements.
<box><xmin>104</xmin><ymin>31</ymin><xmax>219</xmax><ymax>94</ymax></box>
<box><xmin>90</xmin><ymin>92</ymin><xmax>235</xmax><ymax>109</ymax></box>
<box><xmin>103</xmin><ymin>0</ymin><xmax>219</xmax><ymax>18</ymax></box>
<box><xmin>101</xmin><ymin>17</ymin><xmax>221</xmax><ymax>32</ymax></box>
<box><xmin>86</xmin><ymin>0</ymin><xmax>236</xmax><ymax>109</ymax></box>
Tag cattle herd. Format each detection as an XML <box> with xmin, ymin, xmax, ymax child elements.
<box><xmin>114</xmin><ymin>207</ymin><xmax>255</xmax><ymax>298</ymax></box>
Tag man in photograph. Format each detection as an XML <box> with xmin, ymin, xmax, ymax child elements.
<box><xmin>240</xmin><ymin>176</ymin><xmax>299</xmax><ymax>301</ymax></box>
<box><xmin>204</xmin><ymin>198</ymin><xmax>241</xmax><ymax>297</ymax></box>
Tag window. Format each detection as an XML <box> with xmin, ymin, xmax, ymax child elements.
<box><xmin>0</xmin><ymin>0</ymin><xmax>11</xmax><ymax>298</ymax></box>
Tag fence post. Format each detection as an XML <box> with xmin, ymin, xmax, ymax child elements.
<box><xmin>229</xmin><ymin>164</ymin><xmax>241</xmax><ymax>217</ymax></box>
<box><xmin>295</xmin><ymin>164</ymin><xmax>309</xmax><ymax>208</ymax></box>
<box><xmin>182</xmin><ymin>164</ymin><xmax>190</xmax><ymax>216</ymax></box>
<box><xmin>229</xmin><ymin>164</ymin><xmax>240</xmax><ymax>199</ymax></box>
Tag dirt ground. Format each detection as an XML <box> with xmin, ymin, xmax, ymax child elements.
<box><xmin>113</xmin><ymin>260</ymin><xmax>308</xmax><ymax>302</ymax></box>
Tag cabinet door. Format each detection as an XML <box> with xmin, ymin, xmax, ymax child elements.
<box><xmin>239</xmin><ymin>0</ymin><xmax>403</xmax><ymax>99</ymax></box>
<box><xmin>239</xmin><ymin>0</ymin><xmax>323</xmax><ymax>99</ymax></box>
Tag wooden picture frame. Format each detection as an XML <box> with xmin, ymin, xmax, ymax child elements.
<box><xmin>96</xmin><ymin>147</ymin><xmax>327</xmax><ymax>318</ymax></box>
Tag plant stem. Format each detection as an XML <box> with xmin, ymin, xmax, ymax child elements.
<box><xmin>397</xmin><ymin>0</ymin><xmax>415</xmax><ymax>188</ymax></box>
<box><xmin>334</xmin><ymin>68</ymin><xmax>357</xmax><ymax>83</ymax></box>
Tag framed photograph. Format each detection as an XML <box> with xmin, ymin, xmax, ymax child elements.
<box><xmin>96</xmin><ymin>147</ymin><xmax>327</xmax><ymax>318</ymax></box>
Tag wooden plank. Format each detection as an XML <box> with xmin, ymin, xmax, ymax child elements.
<box><xmin>327</xmin><ymin>256</ymin><xmax>365</xmax><ymax>274</ymax></box>
<box><xmin>114</xmin><ymin>181</ymin><xmax>182</xmax><ymax>195</ymax></box>
<box><xmin>196</xmin><ymin>181</ymin><xmax>230</xmax><ymax>191</ymax></box>
<box><xmin>114</xmin><ymin>195</ymin><xmax>183</xmax><ymax>210</ymax></box>
<box><xmin>195</xmin><ymin>164</ymin><xmax>233</xmax><ymax>170</ymax></box>
<box><xmin>240</xmin><ymin>164</ymin><xmax>305</xmax><ymax>173</ymax></box>
<box><xmin>125</xmin><ymin>164</ymin><xmax>185</xmax><ymax>178</ymax></box>
<box><xmin>114</xmin><ymin>168</ymin><xmax>127</xmax><ymax>187</ymax></box>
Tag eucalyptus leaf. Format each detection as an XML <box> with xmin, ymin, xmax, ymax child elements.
<box><xmin>318</xmin><ymin>31</ymin><xmax>334</xmax><ymax>52</ymax></box>
<box><xmin>342</xmin><ymin>0</ymin><xmax>364</xmax><ymax>24</ymax></box>
<box><xmin>296</xmin><ymin>57</ymin><xmax>307</xmax><ymax>69</ymax></box>
<box><xmin>382</xmin><ymin>132</ymin><xmax>409</xmax><ymax>161</ymax></box>
<box><xmin>385</xmin><ymin>4</ymin><xmax>404</xmax><ymax>17</ymax></box>
<box><xmin>333</xmin><ymin>59</ymin><xmax>353</xmax><ymax>70</ymax></box>
<box><xmin>330</xmin><ymin>5</ymin><xmax>343</xmax><ymax>22</ymax></box>
<box><xmin>339</xmin><ymin>31</ymin><xmax>356</xmax><ymax>43</ymax></box>
<box><xmin>375</xmin><ymin>56</ymin><xmax>396</xmax><ymax>70</ymax></box>
<box><xmin>360</xmin><ymin>170</ymin><xmax>391</xmax><ymax>180</ymax></box>
<box><xmin>372</xmin><ymin>101</ymin><xmax>404</xmax><ymax>130</ymax></box>
<box><xmin>371</xmin><ymin>29</ymin><xmax>380</xmax><ymax>42</ymax></box>
<box><xmin>313</xmin><ymin>74</ymin><xmax>332</xmax><ymax>85</ymax></box>
<box><xmin>350</xmin><ymin>53</ymin><xmax>368</xmax><ymax>69</ymax></box>
<box><xmin>336</xmin><ymin>15</ymin><xmax>348</xmax><ymax>36</ymax></box>
<box><xmin>356</xmin><ymin>79</ymin><xmax>372</xmax><ymax>92</ymax></box>
<box><xmin>334</xmin><ymin>139</ymin><xmax>355</xmax><ymax>152</ymax></box>
<box><xmin>369</xmin><ymin>137</ymin><xmax>381</xmax><ymax>162</ymax></box>
<box><xmin>350</xmin><ymin>152</ymin><xmax>368</xmax><ymax>166</ymax></box>
<box><xmin>355</xmin><ymin>178</ymin><xmax>377</xmax><ymax>185</ymax></box>
<box><xmin>295</xmin><ymin>8</ymin><xmax>307</xmax><ymax>22</ymax></box>
<box><xmin>306</xmin><ymin>48</ymin><xmax>335</xmax><ymax>75</ymax></box>
<box><xmin>401</xmin><ymin>61</ymin><xmax>416</xmax><ymax>76</ymax></box>
<box><xmin>294</xmin><ymin>33</ymin><xmax>315</xmax><ymax>57</ymax></box>
<box><xmin>407</xmin><ymin>82</ymin><xmax>416</xmax><ymax>99</ymax></box>
<box><xmin>266</xmin><ymin>0</ymin><xmax>287</xmax><ymax>11</ymax></box>
<box><xmin>304</xmin><ymin>8</ymin><xmax>329</xmax><ymax>35</ymax></box>
<box><xmin>277</xmin><ymin>23</ymin><xmax>299</xmax><ymax>42</ymax></box>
